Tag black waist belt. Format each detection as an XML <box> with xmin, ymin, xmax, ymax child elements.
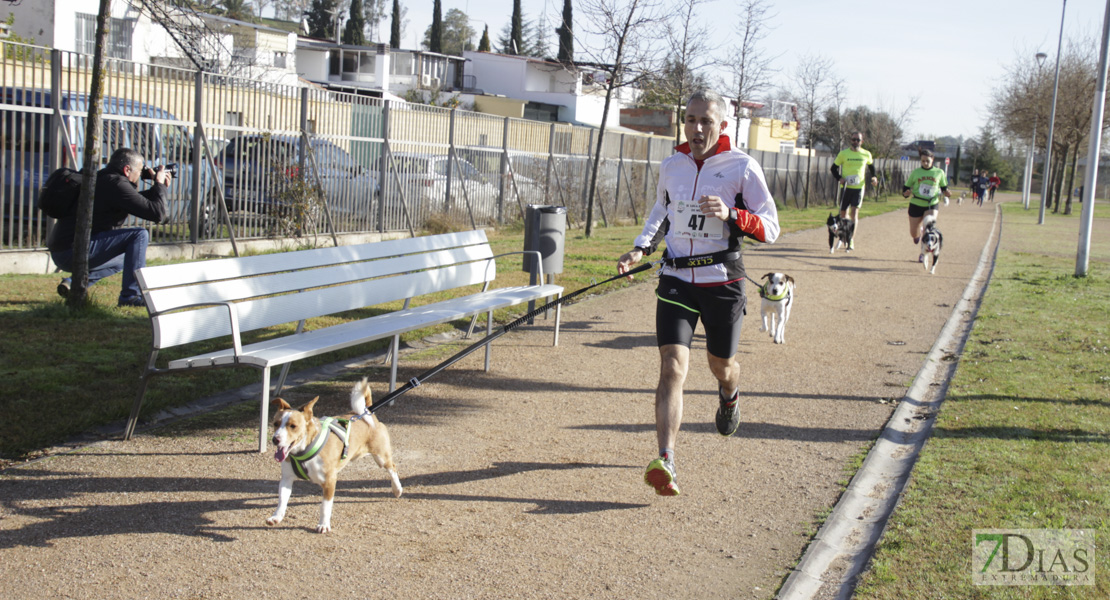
<box><xmin>662</xmin><ymin>249</ymin><xmax>741</xmax><ymax>269</ymax></box>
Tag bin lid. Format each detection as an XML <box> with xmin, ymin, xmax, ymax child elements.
<box><xmin>537</xmin><ymin>206</ymin><xmax>567</xmax><ymax>214</ymax></box>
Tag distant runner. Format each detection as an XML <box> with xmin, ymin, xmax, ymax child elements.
<box><xmin>830</xmin><ymin>132</ymin><xmax>877</xmax><ymax>250</ymax></box>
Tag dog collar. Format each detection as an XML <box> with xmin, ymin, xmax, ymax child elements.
<box><xmin>760</xmin><ymin>285</ymin><xmax>789</xmax><ymax>301</ymax></box>
<box><xmin>289</xmin><ymin>417</ymin><xmax>352</xmax><ymax>480</ymax></box>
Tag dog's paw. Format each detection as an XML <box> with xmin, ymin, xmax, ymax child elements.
<box><xmin>316</xmin><ymin>523</ymin><xmax>332</xmax><ymax>534</ymax></box>
<box><xmin>265</xmin><ymin>516</ymin><xmax>282</xmax><ymax>527</ymax></box>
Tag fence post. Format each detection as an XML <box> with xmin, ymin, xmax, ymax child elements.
<box><xmin>499</xmin><ymin>116</ymin><xmax>509</xmax><ymax>223</ymax></box>
<box><xmin>298</xmin><ymin>87</ymin><xmax>309</xmax><ymax>174</ymax></box>
<box><xmin>615</xmin><ymin>133</ymin><xmax>624</xmax><ymax>219</ymax></box>
<box><xmin>545</xmin><ymin>122</ymin><xmax>556</xmax><ymax>205</ymax></box>
<box><xmin>446</xmin><ymin>108</ymin><xmax>455</xmax><ymax>212</ymax></box>
<box><xmin>50</xmin><ymin>50</ymin><xmax>62</xmax><ymax>173</ymax></box>
<box><xmin>190</xmin><ymin>70</ymin><xmax>204</xmax><ymax>244</ymax></box>
<box><xmin>580</xmin><ymin>129</ymin><xmax>594</xmax><ymax>225</ymax></box>
<box><xmin>643</xmin><ymin>139</ymin><xmax>652</xmax><ymax>216</ymax></box>
<box><xmin>379</xmin><ymin>100</ymin><xmax>390</xmax><ymax>232</ymax></box>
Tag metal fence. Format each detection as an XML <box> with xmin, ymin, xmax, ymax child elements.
<box><xmin>1</xmin><ymin>40</ymin><xmax>895</xmax><ymax>253</ymax></box>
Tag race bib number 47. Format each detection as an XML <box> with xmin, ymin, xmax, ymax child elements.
<box><xmin>674</xmin><ymin>200</ymin><xmax>724</xmax><ymax>239</ymax></box>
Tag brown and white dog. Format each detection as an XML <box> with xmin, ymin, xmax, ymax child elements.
<box><xmin>758</xmin><ymin>272</ymin><xmax>795</xmax><ymax>344</ymax></box>
<box><xmin>266</xmin><ymin>378</ymin><xmax>402</xmax><ymax>533</ymax></box>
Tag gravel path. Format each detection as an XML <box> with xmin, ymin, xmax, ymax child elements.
<box><xmin>0</xmin><ymin>202</ymin><xmax>999</xmax><ymax>599</ymax></box>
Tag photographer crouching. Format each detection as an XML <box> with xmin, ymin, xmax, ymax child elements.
<box><xmin>47</xmin><ymin>148</ymin><xmax>173</xmax><ymax>308</ymax></box>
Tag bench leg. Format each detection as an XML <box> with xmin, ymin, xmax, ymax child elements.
<box><xmin>124</xmin><ymin>373</ymin><xmax>152</xmax><ymax>440</ymax></box>
<box><xmin>389</xmin><ymin>334</ymin><xmax>400</xmax><ymax>392</ymax></box>
<box><xmin>259</xmin><ymin>367</ymin><xmax>271</xmax><ymax>453</ymax></box>
<box><xmin>484</xmin><ymin>311</ymin><xmax>493</xmax><ymax>372</ymax></box>
<box><xmin>553</xmin><ymin>293</ymin><xmax>562</xmax><ymax>347</ymax></box>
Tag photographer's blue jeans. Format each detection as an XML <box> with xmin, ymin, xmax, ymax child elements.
<box><xmin>50</xmin><ymin>227</ymin><xmax>149</xmax><ymax>301</ymax></box>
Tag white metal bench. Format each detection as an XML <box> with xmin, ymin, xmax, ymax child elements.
<box><xmin>124</xmin><ymin>230</ymin><xmax>563</xmax><ymax>452</ymax></box>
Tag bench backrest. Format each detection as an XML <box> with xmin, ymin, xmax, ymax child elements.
<box><xmin>138</xmin><ymin>230</ymin><xmax>497</xmax><ymax>350</ymax></box>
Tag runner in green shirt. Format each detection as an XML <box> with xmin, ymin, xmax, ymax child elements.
<box><xmin>830</xmin><ymin>132</ymin><xmax>877</xmax><ymax>249</ymax></box>
<box><xmin>901</xmin><ymin>148</ymin><xmax>950</xmax><ymax>259</ymax></box>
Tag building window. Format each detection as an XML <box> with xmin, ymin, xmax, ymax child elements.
<box><xmin>779</xmin><ymin>142</ymin><xmax>795</xmax><ymax>154</ymax></box>
<box><xmin>274</xmin><ymin>52</ymin><xmax>287</xmax><ymax>69</ymax></box>
<box><xmin>75</xmin><ymin>13</ymin><xmax>133</xmax><ymax>60</ymax></box>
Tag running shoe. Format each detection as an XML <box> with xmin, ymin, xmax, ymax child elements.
<box><xmin>715</xmin><ymin>388</ymin><xmax>741</xmax><ymax>437</ymax></box>
<box><xmin>644</xmin><ymin>457</ymin><xmax>680</xmax><ymax>496</ymax></box>
<box><xmin>918</xmin><ymin>253</ymin><xmax>924</xmax><ymax>263</ymax></box>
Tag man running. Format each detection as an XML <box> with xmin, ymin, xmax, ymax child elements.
<box><xmin>830</xmin><ymin>132</ymin><xmax>877</xmax><ymax>250</ymax></box>
<box><xmin>617</xmin><ymin>89</ymin><xmax>779</xmax><ymax>497</ymax></box>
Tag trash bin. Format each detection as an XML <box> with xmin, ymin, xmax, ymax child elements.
<box><xmin>522</xmin><ymin>204</ymin><xmax>566</xmax><ymax>277</ymax></box>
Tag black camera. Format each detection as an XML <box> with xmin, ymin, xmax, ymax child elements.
<box><xmin>141</xmin><ymin>163</ymin><xmax>178</xmax><ymax>180</ymax></box>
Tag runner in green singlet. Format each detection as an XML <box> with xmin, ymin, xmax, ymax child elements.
<box><xmin>902</xmin><ymin>148</ymin><xmax>950</xmax><ymax>261</ymax></box>
<box><xmin>830</xmin><ymin>132</ymin><xmax>877</xmax><ymax>249</ymax></box>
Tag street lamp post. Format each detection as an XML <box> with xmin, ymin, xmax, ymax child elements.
<box><xmin>1023</xmin><ymin>52</ymin><xmax>1048</xmax><ymax>210</ymax></box>
<box><xmin>1039</xmin><ymin>0</ymin><xmax>1068</xmax><ymax>224</ymax></box>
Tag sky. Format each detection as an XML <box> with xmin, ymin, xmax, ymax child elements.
<box><xmin>389</xmin><ymin>0</ymin><xmax>1109</xmax><ymax>142</ymax></box>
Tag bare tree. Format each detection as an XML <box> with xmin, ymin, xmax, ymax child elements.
<box><xmin>577</xmin><ymin>0</ymin><xmax>667</xmax><ymax>237</ymax></box>
<box><xmin>658</xmin><ymin>0</ymin><xmax>716</xmax><ymax>145</ymax></box>
<box><xmin>724</xmin><ymin>0</ymin><xmax>777</xmax><ymax>144</ymax></box>
<box><xmin>791</xmin><ymin>53</ymin><xmax>834</xmax><ymax>207</ymax></box>
<box><xmin>989</xmin><ymin>37</ymin><xmax>1107</xmax><ymax>214</ymax></box>
<box><xmin>68</xmin><ymin>0</ymin><xmax>113</xmax><ymax>308</ymax></box>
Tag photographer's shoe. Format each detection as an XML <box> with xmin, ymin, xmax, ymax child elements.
<box><xmin>117</xmin><ymin>295</ymin><xmax>146</xmax><ymax>308</ymax></box>
<box><xmin>715</xmin><ymin>388</ymin><xmax>741</xmax><ymax>437</ymax></box>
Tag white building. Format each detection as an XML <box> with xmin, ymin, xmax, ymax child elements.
<box><xmin>462</xmin><ymin>51</ymin><xmax>637</xmax><ymax>128</ymax></box>
<box><xmin>295</xmin><ymin>39</ymin><xmax>464</xmax><ymax>99</ymax></box>
<box><xmin>1</xmin><ymin>0</ymin><xmax>298</xmax><ymax>84</ymax></box>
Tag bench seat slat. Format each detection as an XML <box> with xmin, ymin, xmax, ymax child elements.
<box><xmin>166</xmin><ymin>284</ymin><xmax>563</xmax><ymax>369</ymax></box>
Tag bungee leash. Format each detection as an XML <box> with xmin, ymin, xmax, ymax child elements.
<box><xmin>364</xmin><ymin>258</ymin><xmax>661</xmax><ymax>415</ymax></box>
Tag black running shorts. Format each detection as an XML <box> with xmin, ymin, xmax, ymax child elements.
<box><xmin>908</xmin><ymin>202</ymin><xmax>939</xmax><ymax>218</ymax></box>
<box><xmin>655</xmin><ymin>275</ymin><xmax>746</xmax><ymax>358</ymax></box>
<box><xmin>840</xmin><ymin>188</ymin><xmax>864</xmax><ymax>211</ymax></box>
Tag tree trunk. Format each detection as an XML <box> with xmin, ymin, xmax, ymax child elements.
<box><xmin>1063</xmin><ymin>142</ymin><xmax>1080</xmax><ymax>215</ymax></box>
<box><xmin>67</xmin><ymin>0</ymin><xmax>111</xmax><ymax>309</ymax></box>
<box><xmin>1051</xmin><ymin>144</ymin><xmax>1067</xmax><ymax>214</ymax></box>
<box><xmin>585</xmin><ymin>77</ymin><xmax>617</xmax><ymax>238</ymax></box>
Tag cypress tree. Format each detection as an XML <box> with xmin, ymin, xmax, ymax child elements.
<box><xmin>429</xmin><ymin>0</ymin><xmax>443</xmax><ymax>53</ymax></box>
<box><xmin>509</xmin><ymin>0</ymin><xmax>523</xmax><ymax>55</ymax></box>
<box><xmin>478</xmin><ymin>25</ymin><xmax>491</xmax><ymax>52</ymax></box>
<box><xmin>556</xmin><ymin>0</ymin><xmax>573</xmax><ymax>63</ymax></box>
<box><xmin>390</xmin><ymin>0</ymin><xmax>402</xmax><ymax>48</ymax></box>
<box><xmin>343</xmin><ymin>0</ymin><xmax>367</xmax><ymax>45</ymax></box>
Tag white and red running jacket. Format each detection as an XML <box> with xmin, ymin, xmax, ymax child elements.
<box><xmin>633</xmin><ymin>135</ymin><xmax>780</xmax><ymax>286</ymax></box>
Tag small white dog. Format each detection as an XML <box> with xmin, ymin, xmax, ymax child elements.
<box><xmin>267</xmin><ymin>377</ymin><xmax>402</xmax><ymax>533</ymax></box>
<box><xmin>758</xmin><ymin>272</ymin><xmax>795</xmax><ymax>344</ymax></box>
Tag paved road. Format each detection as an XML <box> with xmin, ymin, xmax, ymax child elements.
<box><xmin>0</xmin><ymin>199</ymin><xmax>1000</xmax><ymax>599</ymax></box>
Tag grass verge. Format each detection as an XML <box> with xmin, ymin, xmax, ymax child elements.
<box><xmin>0</xmin><ymin>195</ymin><xmax>908</xmax><ymax>463</ymax></box>
<box><xmin>852</xmin><ymin>201</ymin><xmax>1110</xmax><ymax>598</ymax></box>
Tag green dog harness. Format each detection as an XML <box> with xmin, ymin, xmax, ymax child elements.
<box><xmin>289</xmin><ymin>417</ymin><xmax>352</xmax><ymax>480</ymax></box>
<box><xmin>760</xmin><ymin>285</ymin><xmax>789</xmax><ymax>301</ymax></box>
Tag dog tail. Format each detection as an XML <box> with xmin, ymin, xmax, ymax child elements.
<box><xmin>351</xmin><ymin>377</ymin><xmax>372</xmax><ymax>413</ymax></box>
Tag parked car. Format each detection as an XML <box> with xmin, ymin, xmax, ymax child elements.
<box><xmin>386</xmin><ymin>151</ymin><xmax>506</xmax><ymax>221</ymax></box>
<box><xmin>0</xmin><ymin>87</ymin><xmax>220</xmax><ymax>240</ymax></box>
<box><xmin>215</xmin><ymin>134</ymin><xmax>378</xmax><ymax>228</ymax></box>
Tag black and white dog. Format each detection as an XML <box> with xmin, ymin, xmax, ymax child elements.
<box><xmin>759</xmin><ymin>272</ymin><xmax>795</xmax><ymax>344</ymax></box>
<box><xmin>920</xmin><ymin>214</ymin><xmax>943</xmax><ymax>274</ymax></box>
<box><xmin>826</xmin><ymin>213</ymin><xmax>854</xmax><ymax>253</ymax></box>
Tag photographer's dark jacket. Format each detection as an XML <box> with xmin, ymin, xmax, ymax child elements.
<box><xmin>47</xmin><ymin>166</ymin><xmax>168</xmax><ymax>251</ymax></box>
